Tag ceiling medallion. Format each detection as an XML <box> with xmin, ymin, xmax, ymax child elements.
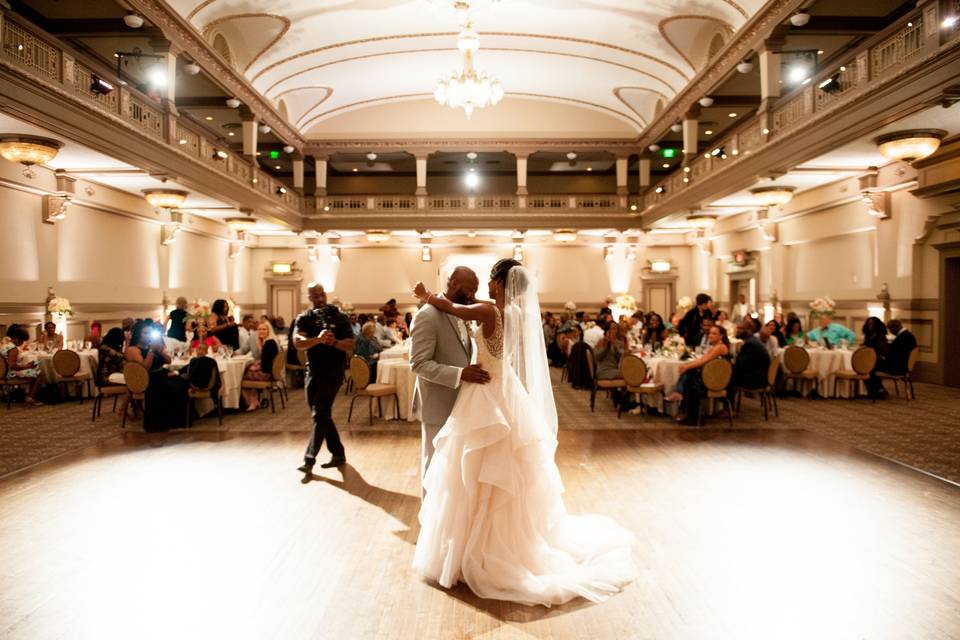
<box><xmin>433</xmin><ymin>3</ymin><xmax>503</xmax><ymax>118</ymax></box>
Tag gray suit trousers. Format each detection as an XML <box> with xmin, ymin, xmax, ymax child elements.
<box><xmin>421</xmin><ymin>421</ymin><xmax>442</xmax><ymax>498</ymax></box>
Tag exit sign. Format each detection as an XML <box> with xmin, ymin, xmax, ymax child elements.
<box><xmin>661</xmin><ymin>148</ymin><xmax>677</xmax><ymax>159</ymax></box>
<box><xmin>269</xmin><ymin>150</ymin><xmax>280</xmax><ymax>159</ymax></box>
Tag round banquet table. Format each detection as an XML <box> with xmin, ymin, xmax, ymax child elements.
<box><xmin>638</xmin><ymin>355</ymin><xmax>684</xmax><ymax>414</ymax></box>
<box><xmin>783</xmin><ymin>347</ymin><xmax>855</xmax><ymax>398</ymax></box>
<box><xmin>166</xmin><ymin>354</ymin><xmax>252</xmax><ymax>411</ymax></box>
<box><xmin>34</xmin><ymin>349</ymin><xmax>98</xmax><ymax>397</ymax></box>
<box><xmin>379</xmin><ymin>342</ymin><xmax>410</xmax><ymax>361</ymax></box>
<box><xmin>375</xmin><ymin>358</ymin><xmax>416</xmax><ymax>421</ymax></box>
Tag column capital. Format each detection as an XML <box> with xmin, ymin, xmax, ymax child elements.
<box><xmin>238</xmin><ymin>105</ymin><xmax>257</xmax><ymax>122</ymax></box>
<box><xmin>683</xmin><ymin>105</ymin><xmax>701</xmax><ymax>120</ymax></box>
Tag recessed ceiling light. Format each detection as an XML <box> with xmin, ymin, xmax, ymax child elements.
<box><xmin>728</xmin><ymin>113</ymin><xmax>737</xmax><ymax>118</ymax></box>
<box><xmin>227</xmin><ymin>131</ymin><xmax>235</xmax><ymax>136</ymax></box>
<box><xmin>817</xmin><ymin>49</ymin><xmax>824</xmax><ymax>55</ymax></box>
<box><xmin>704</xmin><ymin>130</ymin><xmax>713</xmax><ymax>135</ymax></box>
<box><xmin>205</xmin><ymin>116</ymin><xmax>214</xmax><ymax>121</ymax></box>
<box><xmin>352</xmin><ymin>168</ymin><xmax>358</xmax><ymax>172</ymax></box>
<box><xmin>586</xmin><ymin>167</ymin><xmax>593</xmax><ymax>172</ymax></box>
<box><xmin>662</xmin><ymin>163</ymin><xmax>669</xmax><ymax>168</ymax></box>
<box><xmin>274</xmin><ymin>165</ymin><xmax>281</xmax><ymax>170</ymax></box>
<box><xmin>466</xmin><ymin>151</ymin><xmax>478</xmax><ymax>160</ymax></box>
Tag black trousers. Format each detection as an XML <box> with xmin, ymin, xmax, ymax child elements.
<box><xmin>304</xmin><ymin>374</ymin><xmax>345</xmax><ymax>461</ymax></box>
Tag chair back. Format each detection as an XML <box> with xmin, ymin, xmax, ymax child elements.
<box><xmin>782</xmin><ymin>345</ymin><xmax>810</xmax><ymax>374</ymax></box>
<box><xmin>296</xmin><ymin>348</ymin><xmax>307</xmax><ymax>366</ymax></box>
<box><xmin>702</xmin><ymin>358</ymin><xmax>732</xmax><ymax>392</ymax></box>
<box><xmin>0</xmin><ymin>355</ymin><xmax>7</xmax><ymax>379</ymax></box>
<box><xmin>122</xmin><ymin>361</ymin><xmax>150</xmax><ymax>394</ymax></box>
<box><xmin>52</xmin><ymin>349</ymin><xmax>81</xmax><ymax>377</ymax></box>
<box><xmin>907</xmin><ymin>347</ymin><xmax>919</xmax><ymax>373</ymax></box>
<box><xmin>620</xmin><ymin>355</ymin><xmax>647</xmax><ymax>387</ymax></box>
<box><xmin>584</xmin><ymin>347</ymin><xmax>597</xmax><ymax>382</ymax></box>
<box><xmin>349</xmin><ymin>356</ymin><xmax>371</xmax><ymax>391</ymax></box>
<box><xmin>271</xmin><ymin>348</ymin><xmax>287</xmax><ymax>381</ymax></box>
<box><xmin>199</xmin><ymin>364</ymin><xmax>219</xmax><ymax>392</ymax></box>
<box><xmin>766</xmin><ymin>357</ymin><xmax>780</xmax><ymax>387</ymax></box>
<box><xmin>851</xmin><ymin>347</ymin><xmax>877</xmax><ymax>375</ymax></box>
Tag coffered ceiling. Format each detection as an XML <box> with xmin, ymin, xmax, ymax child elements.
<box><xmin>168</xmin><ymin>0</ymin><xmax>767</xmax><ymax>139</ymax></box>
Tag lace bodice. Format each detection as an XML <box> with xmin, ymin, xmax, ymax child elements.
<box><xmin>475</xmin><ymin>305</ymin><xmax>503</xmax><ymax>376</ymax></box>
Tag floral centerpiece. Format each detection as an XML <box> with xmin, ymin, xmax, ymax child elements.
<box><xmin>615</xmin><ymin>294</ymin><xmax>637</xmax><ymax>313</ymax></box>
<box><xmin>48</xmin><ymin>296</ymin><xmax>74</xmax><ymax>316</ymax></box>
<box><xmin>661</xmin><ymin>333</ymin><xmax>691</xmax><ymax>359</ymax></box>
<box><xmin>340</xmin><ymin>301</ymin><xmax>355</xmax><ymax>313</ymax></box>
<box><xmin>809</xmin><ymin>296</ymin><xmax>835</xmax><ymax>320</ymax></box>
<box><xmin>563</xmin><ymin>301</ymin><xmax>577</xmax><ymax>312</ymax></box>
<box><xmin>185</xmin><ymin>299</ymin><xmax>210</xmax><ymax>326</ymax></box>
<box><xmin>676</xmin><ymin>296</ymin><xmax>693</xmax><ymax>315</ymax></box>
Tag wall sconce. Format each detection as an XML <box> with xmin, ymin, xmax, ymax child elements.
<box><xmin>229</xmin><ymin>241</ymin><xmax>244</xmax><ymax>259</ymax></box>
<box><xmin>307</xmin><ymin>246</ymin><xmax>318</xmax><ymax>262</ymax></box>
<box><xmin>513</xmin><ymin>245</ymin><xmax>523</xmax><ymax>262</ymax></box>
<box><xmin>627</xmin><ymin>244</ymin><xmax>637</xmax><ymax>261</ymax></box>
<box><xmin>603</xmin><ymin>245</ymin><xmax>614</xmax><ymax>261</ymax></box>
<box><xmin>329</xmin><ymin>246</ymin><xmax>341</xmax><ymax>262</ymax></box>
<box><xmin>420</xmin><ymin>246</ymin><xmax>432</xmax><ymax>262</ymax></box>
<box><xmin>870</xmin><ymin>282</ymin><xmax>891</xmax><ymax>322</ymax></box>
<box><xmin>42</xmin><ymin>194</ymin><xmax>72</xmax><ymax>224</ymax></box>
<box><xmin>161</xmin><ymin>225</ymin><xmax>179</xmax><ymax>245</ymax></box>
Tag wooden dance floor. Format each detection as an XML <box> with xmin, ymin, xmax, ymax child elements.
<box><xmin>1</xmin><ymin>428</ymin><xmax>958</xmax><ymax>640</ymax></box>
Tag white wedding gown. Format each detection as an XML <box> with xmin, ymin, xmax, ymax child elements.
<box><xmin>412</xmin><ymin>306</ymin><xmax>635</xmax><ymax>606</ymax></box>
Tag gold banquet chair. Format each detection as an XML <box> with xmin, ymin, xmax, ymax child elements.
<box><xmin>120</xmin><ymin>361</ymin><xmax>149</xmax><ymax>429</ymax></box>
<box><xmin>347</xmin><ymin>356</ymin><xmax>399</xmax><ymax>425</ymax></box>
<box><xmin>699</xmin><ymin>358</ymin><xmax>734</xmax><ymax>427</ymax></box>
<box><xmin>782</xmin><ymin>345</ymin><xmax>819</xmax><ymax>398</ymax></box>
<box><xmin>91</xmin><ymin>375</ymin><xmax>129</xmax><ymax>422</ymax></box>
<box><xmin>733</xmin><ymin>357</ymin><xmax>780</xmax><ymax>420</ymax></box>
<box><xmin>240</xmin><ymin>349</ymin><xmax>288</xmax><ymax>413</ymax></box>
<box><xmin>52</xmin><ymin>349</ymin><xmax>93</xmax><ymax>403</ymax></box>
<box><xmin>619</xmin><ymin>354</ymin><xmax>664</xmax><ymax>419</ymax></box>
<box><xmin>833</xmin><ymin>346</ymin><xmax>877</xmax><ymax>401</ymax></box>
<box><xmin>876</xmin><ymin>347</ymin><xmax>919</xmax><ymax>401</ymax></box>
<box><xmin>586</xmin><ymin>347</ymin><xmax>625</xmax><ymax>412</ymax></box>
<box><xmin>0</xmin><ymin>357</ymin><xmax>35</xmax><ymax>409</ymax></box>
<box><xmin>186</xmin><ymin>364</ymin><xmax>224</xmax><ymax>427</ymax></box>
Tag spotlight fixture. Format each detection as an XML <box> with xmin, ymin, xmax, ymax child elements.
<box><xmin>566</xmin><ymin>152</ymin><xmax>577</xmax><ymax>160</ymax></box>
<box><xmin>123</xmin><ymin>12</ymin><xmax>144</xmax><ymax>28</ymax></box>
<box><xmin>276</xmin><ymin>186</ymin><xmax>287</xmax><ymax>195</ymax></box>
<box><xmin>143</xmin><ymin>188</ymin><xmax>188</xmax><ymax>209</ymax></box>
<box><xmin>283</xmin><ymin>145</ymin><xmax>294</xmax><ymax>154</ymax></box>
<box><xmin>944</xmin><ymin>16</ymin><xmax>958</xmax><ymax>28</ymax></box>
<box><xmin>146</xmin><ymin>65</ymin><xmax>167</xmax><ymax>88</ymax></box>
<box><xmin>655</xmin><ymin>186</ymin><xmax>665</xmax><ymax>194</ymax></box>
<box><xmin>648</xmin><ymin>144</ymin><xmax>660</xmax><ymax>153</ymax></box>
<box><xmin>465</xmin><ymin>172</ymin><xmax>480</xmax><ymax>189</ymax></box>
<box><xmin>420</xmin><ymin>246</ymin><xmax>432</xmax><ymax>262</ymax></box>
<box><xmin>662</xmin><ymin>163</ymin><xmax>670</xmax><ymax>169</ymax></box>
<box><xmin>630</xmin><ymin>203</ymin><xmax>638</xmax><ymax>211</ymax></box>
<box><xmin>183</xmin><ymin>61</ymin><xmax>201</xmax><ymax>76</ymax></box>
<box><xmin>736</xmin><ymin>60</ymin><xmax>754</xmax><ymax>74</ymax></box>
<box><xmin>89</xmin><ymin>75</ymin><xmax>114</xmax><ymax>95</ymax></box>
<box><xmin>750</xmin><ymin>186</ymin><xmax>796</xmax><ymax>207</ymax></box>
<box><xmin>466</xmin><ymin>151</ymin><xmax>478</xmax><ymax>160</ymax></box>
<box><xmin>710</xmin><ymin>146</ymin><xmax>726</xmax><ymax>157</ymax></box>
<box><xmin>790</xmin><ymin>11</ymin><xmax>811</xmax><ymax>27</ymax></box>
<box><xmin>366</xmin><ymin>230</ymin><xmax>390</xmax><ymax>243</ymax></box>
<box><xmin>787</xmin><ymin>65</ymin><xmax>809</xmax><ymax>84</ymax></box>
<box><xmin>258</xmin><ymin>124</ymin><xmax>272</xmax><ymax>134</ymax></box>
<box><xmin>704</xmin><ymin>129</ymin><xmax>713</xmax><ymax>135</ymax></box>
<box><xmin>213</xmin><ymin>149</ymin><xmax>228</xmax><ymax>159</ymax></box>
<box><xmin>874</xmin><ymin>129</ymin><xmax>946</xmax><ymax>163</ymax></box>
<box><xmin>365</xmin><ymin>152</ymin><xmax>378</xmax><ymax>161</ymax></box>
<box><xmin>670</xmin><ymin>123</ymin><xmax>682</xmax><ymax>133</ymax></box>
<box><xmin>728</xmin><ymin>112</ymin><xmax>737</xmax><ymax>118</ymax></box>
<box><xmin>204</xmin><ymin>116</ymin><xmax>214</xmax><ymax>121</ymax></box>
<box><xmin>698</xmin><ymin>97</ymin><xmax>714</xmax><ymax>107</ymax></box>
<box><xmin>818</xmin><ymin>74</ymin><xmax>842</xmax><ymax>93</ymax></box>
<box><xmin>225</xmin><ymin>98</ymin><xmax>241</xmax><ymax>109</ymax></box>
<box><xmin>553</xmin><ymin>229</ymin><xmax>577</xmax><ymax>243</ymax></box>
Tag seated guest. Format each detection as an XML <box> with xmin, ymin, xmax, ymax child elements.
<box><xmin>125</xmin><ymin>320</ymin><xmax>188</xmax><ymax>431</ymax></box>
<box><xmin>1</xmin><ymin>325</ymin><xmax>46</xmax><ymax>405</ymax></box>
<box><xmin>806</xmin><ymin>314</ymin><xmax>855</xmax><ymax>347</ymax></box>
<box><xmin>758</xmin><ymin>321</ymin><xmax>781</xmax><ymax>362</ymax></box>
<box><xmin>731</xmin><ymin>317</ymin><xmax>770</xmax><ymax>393</ymax></box>
<box><xmin>784</xmin><ymin>316</ymin><xmax>805</xmax><ymax>345</ymax></box>
<box><xmin>678</xmin><ymin>293</ymin><xmax>714</xmax><ymax>347</ymax></box>
<box><xmin>766</xmin><ymin>319</ymin><xmax>787</xmax><ymax>347</ymax></box>
<box><xmin>641</xmin><ymin>313</ymin><xmax>667</xmax><ymax>350</ymax></box>
<box><xmin>190</xmin><ymin>319</ymin><xmax>222</xmax><ymax>353</ymax></box>
<box><xmin>41</xmin><ymin>321</ymin><xmax>64</xmax><ymax>350</ymax></box>
<box><xmin>241</xmin><ymin>322</ymin><xmax>280</xmax><ymax>412</ymax></box>
<box><xmin>166</xmin><ymin>296</ymin><xmax>189</xmax><ymax>343</ymax></box>
<box><xmin>349</xmin><ymin>314</ymin><xmax>361</xmax><ymax>337</ymax></box>
<box><xmin>208</xmin><ymin>299</ymin><xmax>239</xmax><ymax>350</ymax></box>
<box><xmin>878</xmin><ymin>319</ymin><xmax>916</xmax><ymax>376</ymax></box>
<box><xmin>665</xmin><ymin>326</ymin><xmax>730</xmax><ymax>424</ymax></box>
<box><xmin>353</xmin><ymin>322</ymin><xmax>383</xmax><ymax>384</ymax></box>
<box><xmin>380</xmin><ymin>298</ymin><xmax>399</xmax><ymax>318</ymax></box>
<box><xmin>696</xmin><ymin>317</ymin><xmax>715</xmax><ymax>350</ymax></box>
<box><xmin>121</xmin><ymin>317</ymin><xmax>135</xmax><ymax>351</ymax></box>
<box><xmin>558</xmin><ymin>325</ymin><xmax>581</xmax><ymax>358</ymax></box>
<box><xmin>582</xmin><ymin>320</ymin><xmax>604</xmax><ymax>349</ymax></box>
<box><xmin>716</xmin><ymin>310</ymin><xmax>737</xmax><ymax>338</ymax></box>
<box><xmin>374</xmin><ymin>315</ymin><xmax>396</xmax><ymax>347</ymax></box>
<box><xmin>96</xmin><ymin>328</ymin><xmax>126</xmax><ymax>386</ymax></box>
<box><xmin>667</xmin><ymin>311</ymin><xmax>683</xmax><ymax>332</ymax></box>
<box><xmin>272</xmin><ymin>316</ymin><xmax>287</xmax><ymax>332</ymax></box>
<box><xmin>385</xmin><ymin>317</ymin><xmax>404</xmax><ymax>344</ymax></box>
<box><xmin>237</xmin><ymin>314</ymin><xmax>258</xmax><ymax>356</ymax></box>
<box><xmin>861</xmin><ymin>316</ymin><xmax>889</xmax><ymax>398</ymax></box>
<box><xmin>595</xmin><ymin>323</ymin><xmax>627</xmax><ymax>381</ymax></box>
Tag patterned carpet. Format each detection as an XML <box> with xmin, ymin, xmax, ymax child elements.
<box><xmin>2</xmin><ymin>371</ymin><xmax>959</xmax><ymax>484</ymax></box>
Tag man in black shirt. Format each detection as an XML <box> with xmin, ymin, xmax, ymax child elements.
<box><xmin>677</xmin><ymin>293</ymin><xmax>714</xmax><ymax>347</ymax></box>
<box><xmin>295</xmin><ymin>283</ymin><xmax>355</xmax><ymax>473</ymax></box>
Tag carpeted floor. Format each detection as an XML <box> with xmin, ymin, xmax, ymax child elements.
<box><xmin>2</xmin><ymin>370</ymin><xmax>959</xmax><ymax>484</ymax></box>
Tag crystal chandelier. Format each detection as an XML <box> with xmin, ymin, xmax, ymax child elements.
<box><xmin>434</xmin><ymin>18</ymin><xmax>503</xmax><ymax>118</ymax></box>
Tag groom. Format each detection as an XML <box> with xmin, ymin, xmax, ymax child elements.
<box><xmin>409</xmin><ymin>267</ymin><xmax>490</xmax><ymax>492</ymax></box>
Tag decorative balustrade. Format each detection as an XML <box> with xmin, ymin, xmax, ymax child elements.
<box><xmin>645</xmin><ymin>0</ymin><xmax>954</xmax><ymax>209</ymax></box>
<box><xmin>1</xmin><ymin>18</ymin><xmax>58</xmax><ymax>81</ymax></box>
<box><xmin>320</xmin><ymin>194</ymin><xmax>621</xmax><ymax>213</ymax></box>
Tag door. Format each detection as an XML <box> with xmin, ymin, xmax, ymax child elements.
<box><xmin>644</xmin><ymin>281</ymin><xmax>674</xmax><ymax>320</ymax></box>
<box><xmin>269</xmin><ymin>282</ymin><xmax>300</xmax><ymax>327</ymax></box>
<box><xmin>943</xmin><ymin>257</ymin><xmax>960</xmax><ymax>386</ymax></box>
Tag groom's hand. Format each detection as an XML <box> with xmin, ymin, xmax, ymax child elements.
<box><xmin>461</xmin><ymin>364</ymin><xmax>490</xmax><ymax>384</ymax></box>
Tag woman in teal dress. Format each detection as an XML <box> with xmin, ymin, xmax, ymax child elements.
<box><xmin>2</xmin><ymin>325</ymin><xmax>46</xmax><ymax>405</ymax></box>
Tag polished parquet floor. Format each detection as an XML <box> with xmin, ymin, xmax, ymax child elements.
<box><xmin>1</xmin><ymin>427</ymin><xmax>958</xmax><ymax>640</ymax></box>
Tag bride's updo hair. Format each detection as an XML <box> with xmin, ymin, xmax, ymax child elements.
<box><xmin>490</xmin><ymin>258</ymin><xmax>522</xmax><ymax>286</ymax></box>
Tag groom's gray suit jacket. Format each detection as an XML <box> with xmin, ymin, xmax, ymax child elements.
<box><xmin>409</xmin><ymin>303</ymin><xmax>472</xmax><ymax>426</ymax></box>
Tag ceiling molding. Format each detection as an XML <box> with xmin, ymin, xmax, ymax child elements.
<box><xmin>304</xmin><ymin>138</ymin><xmax>638</xmax><ymax>155</ymax></box>
<box><xmin>658</xmin><ymin>15</ymin><xmax>736</xmax><ymax>74</ymax></box>
<box><xmin>199</xmin><ymin>13</ymin><xmax>292</xmax><ymax>74</ymax></box>
<box><xmin>124</xmin><ymin>0</ymin><xmax>305</xmax><ymax>148</ymax></box>
<box><xmin>612</xmin><ymin>87</ymin><xmax>670</xmax><ymax>126</ymax></box>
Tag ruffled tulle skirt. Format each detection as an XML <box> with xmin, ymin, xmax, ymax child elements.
<box><xmin>412</xmin><ymin>378</ymin><xmax>635</xmax><ymax>607</ymax></box>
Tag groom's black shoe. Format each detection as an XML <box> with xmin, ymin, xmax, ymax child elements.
<box><xmin>297</xmin><ymin>458</ymin><xmax>315</xmax><ymax>474</ymax></box>
<box><xmin>320</xmin><ymin>456</ymin><xmax>346</xmax><ymax>469</ymax></box>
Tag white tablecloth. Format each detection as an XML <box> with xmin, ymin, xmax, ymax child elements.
<box><xmin>34</xmin><ymin>350</ymin><xmax>98</xmax><ymax>396</ymax></box>
<box><xmin>375</xmin><ymin>358</ymin><xmax>416</xmax><ymax>421</ymax></box>
<box><xmin>167</xmin><ymin>355</ymin><xmax>252</xmax><ymax>410</ymax></box>
<box><xmin>639</xmin><ymin>356</ymin><xmax>684</xmax><ymax>413</ymax></box>
<box><xmin>784</xmin><ymin>347</ymin><xmax>855</xmax><ymax>398</ymax></box>
<box><xmin>379</xmin><ymin>343</ymin><xmax>410</xmax><ymax>361</ymax></box>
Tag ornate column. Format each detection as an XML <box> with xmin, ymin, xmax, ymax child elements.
<box><xmin>415</xmin><ymin>154</ymin><xmax>428</xmax><ymax>209</ymax></box>
<box><xmin>292</xmin><ymin>152</ymin><xmax>305</xmax><ymax>194</ymax></box>
<box><xmin>638</xmin><ymin>156</ymin><xmax>651</xmax><ymax>190</ymax></box>
<box><xmin>682</xmin><ymin>105</ymin><xmax>700</xmax><ymax>162</ymax></box>
<box><xmin>757</xmin><ymin>36</ymin><xmax>785</xmax><ymax>134</ymax></box>
<box><xmin>515</xmin><ymin>152</ymin><xmax>528</xmax><ymax>209</ymax></box>
<box><xmin>149</xmin><ymin>37</ymin><xmax>180</xmax><ymax>145</ymax></box>
<box><xmin>615</xmin><ymin>155</ymin><xmax>629</xmax><ymax>208</ymax></box>
<box><xmin>312</xmin><ymin>154</ymin><xmax>328</xmax><ymax>211</ymax></box>
<box><xmin>240</xmin><ymin>106</ymin><xmax>258</xmax><ymax>159</ymax></box>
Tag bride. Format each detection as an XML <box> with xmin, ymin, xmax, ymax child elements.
<box><xmin>411</xmin><ymin>258</ymin><xmax>635</xmax><ymax>607</ymax></box>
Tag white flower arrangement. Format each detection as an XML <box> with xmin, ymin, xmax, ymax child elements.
<box><xmin>563</xmin><ymin>301</ymin><xmax>577</xmax><ymax>312</ymax></box>
<box><xmin>809</xmin><ymin>296</ymin><xmax>836</xmax><ymax>319</ymax></box>
<box><xmin>614</xmin><ymin>294</ymin><xmax>637</xmax><ymax>313</ymax></box>
<box><xmin>676</xmin><ymin>296</ymin><xmax>693</xmax><ymax>313</ymax></box>
<box><xmin>185</xmin><ymin>299</ymin><xmax>210</xmax><ymax>325</ymax></box>
<box><xmin>661</xmin><ymin>333</ymin><xmax>690</xmax><ymax>359</ymax></box>
<box><xmin>341</xmin><ymin>301</ymin><xmax>355</xmax><ymax>313</ymax></box>
<box><xmin>48</xmin><ymin>296</ymin><xmax>74</xmax><ymax>316</ymax></box>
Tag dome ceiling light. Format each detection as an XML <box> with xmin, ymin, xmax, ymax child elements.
<box><xmin>225</xmin><ymin>97</ymin><xmax>241</xmax><ymax>109</ymax></box>
<box><xmin>553</xmin><ymin>229</ymin><xmax>578</xmax><ymax>243</ymax></box>
<box><xmin>366</xmin><ymin>230</ymin><xmax>391</xmax><ymax>243</ymax></box>
<box><xmin>736</xmin><ymin>60</ymin><xmax>754</xmax><ymax>74</ymax></box>
<box><xmin>790</xmin><ymin>11</ymin><xmax>811</xmax><ymax>27</ymax></box>
<box><xmin>258</xmin><ymin>124</ymin><xmax>272</xmax><ymax>134</ymax></box>
<box><xmin>750</xmin><ymin>186</ymin><xmax>796</xmax><ymax>207</ymax></box>
<box><xmin>226</xmin><ymin>216</ymin><xmax>257</xmax><ymax>231</ymax></box>
<box><xmin>0</xmin><ymin>135</ymin><xmax>62</xmax><ymax>177</ymax></box>
<box><xmin>686</xmin><ymin>215</ymin><xmax>717</xmax><ymax>229</ymax></box>
<box><xmin>143</xmin><ymin>188</ymin><xmax>188</xmax><ymax>209</ymax></box>
<box><xmin>647</xmin><ymin>144</ymin><xmax>660</xmax><ymax>153</ymax></box>
<box><xmin>874</xmin><ymin>129</ymin><xmax>946</xmax><ymax>164</ymax></box>
<box><xmin>123</xmin><ymin>12</ymin><xmax>144</xmax><ymax>28</ymax></box>
<box><xmin>698</xmin><ymin>96</ymin><xmax>714</xmax><ymax>107</ymax></box>
<box><xmin>182</xmin><ymin>61</ymin><xmax>200</xmax><ymax>75</ymax></box>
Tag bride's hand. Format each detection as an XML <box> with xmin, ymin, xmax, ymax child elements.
<box><xmin>413</xmin><ymin>282</ymin><xmax>431</xmax><ymax>302</ymax></box>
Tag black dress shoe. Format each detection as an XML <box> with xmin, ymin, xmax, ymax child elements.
<box><xmin>297</xmin><ymin>459</ymin><xmax>315</xmax><ymax>473</ymax></box>
<box><xmin>320</xmin><ymin>456</ymin><xmax>346</xmax><ymax>468</ymax></box>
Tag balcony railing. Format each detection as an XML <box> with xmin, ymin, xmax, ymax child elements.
<box><xmin>316</xmin><ymin>193</ymin><xmax>624</xmax><ymax>214</ymax></box>
<box><xmin>645</xmin><ymin>0</ymin><xmax>956</xmax><ymax>210</ymax></box>
<box><xmin>0</xmin><ymin>11</ymin><xmax>303</xmax><ymax>215</ymax></box>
